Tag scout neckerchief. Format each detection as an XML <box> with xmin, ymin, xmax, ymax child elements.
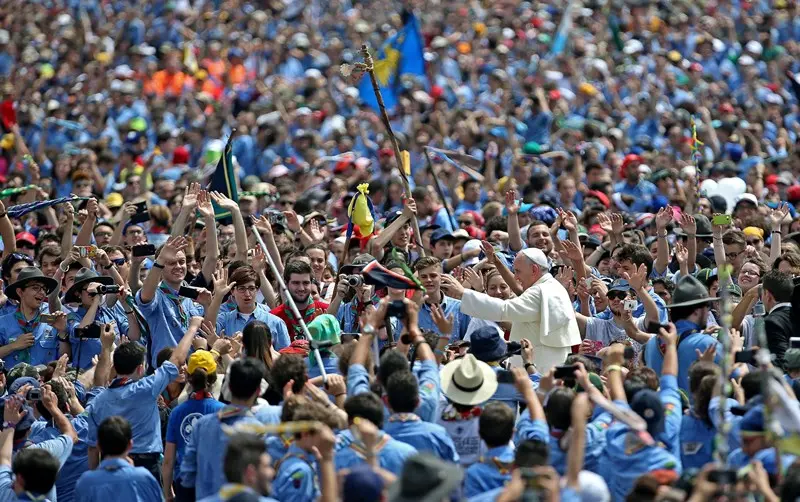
<box><xmin>440</xmin><ymin>403</ymin><xmax>481</xmax><ymax>422</ymax></box>
<box><xmin>218</xmin><ymin>484</ymin><xmax>257</xmax><ymax>501</ymax></box>
<box><xmin>480</xmin><ymin>456</ymin><xmax>513</xmax><ymax>475</ymax></box>
<box><xmin>159</xmin><ymin>282</ymin><xmax>188</xmax><ymax>328</ymax></box>
<box><xmin>348</xmin><ymin>294</ymin><xmax>379</xmax><ymax>329</ymax></box>
<box><xmin>192</xmin><ymin>390</ymin><xmax>213</xmax><ymax>400</ymax></box>
<box><xmin>284</xmin><ymin>301</ymin><xmax>322</xmax><ymax>340</ymax></box>
<box><xmin>217</xmin><ymin>404</ymin><xmax>253</xmax><ymax>420</ymax></box>
<box><xmin>280</xmin><ymin>432</ymin><xmax>294</xmax><ymax>449</ymax></box>
<box><xmin>348</xmin><ymin>433</ymin><xmax>390</xmax><ymax>458</ymax></box>
<box><xmin>14</xmin><ymin>307</ymin><xmax>41</xmax><ymax>363</ymax></box>
<box><xmin>658</xmin><ymin>319</ymin><xmax>701</xmax><ymax>355</ymax></box>
<box><xmin>388</xmin><ymin>413</ymin><xmax>420</xmax><ymax>423</ymax></box>
<box><xmin>17</xmin><ymin>492</ymin><xmax>48</xmax><ymax>501</ymax></box>
<box><xmin>109</xmin><ymin>377</ymin><xmax>134</xmax><ymax>389</ymax></box>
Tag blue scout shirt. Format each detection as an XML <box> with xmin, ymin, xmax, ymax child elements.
<box><xmin>198</xmin><ymin>485</ymin><xmax>278</xmax><ymax>502</ymax></box>
<box><xmin>709</xmin><ymin>397</ymin><xmax>744</xmax><ymax>452</ymax></box>
<box><xmin>464</xmin><ymin>445</ymin><xmax>515</xmax><ymax>497</ymax></box>
<box><xmin>215</xmin><ymin>304</ymin><xmax>290</xmax><ymax>350</ymax></box>
<box><xmin>272</xmin><ymin>444</ymin><xmax>320</xmax><ymax>502</ymax></box>
<box><xmin>397</xmin><ymin>296</ymin><xmax>472</xmax><ymax>343</ymax></box>
<box><xmin>334</xmin><ymin>429</ymin><xmax>417</xmax><ymax>475</ymax></box>
<box><xmin>599</xmin><ymin>402</ymin><xmax>681</xmax><ymax>501</ymax></box>
<box><xmin>136</xmin><ymin>284</ymin><xmax>203</xmax><ymax>368</ymax></box>
<box><xmin>74</xmin><ymin>457</ymin><xmax>162</xmax><ymax>502</ymax></box>
<box><xmin>180</xmin><ymin>405</ymin><xmax>264</xmax><ymax>499</ymax></box>
<box><xmin>24</xmin><ymin>434</ymin><xmax>73</xmax><ymax>502</ymax></box>
<box><xmin>29</xmin><ymin>417</ymin><xmax>90</xmax><ymax>502</ymax></box>
<box><xmin>267</xmin><ymin>433</ymin><xmax>295</xmax><ymax>465</ymax></box>
<box><xmin>658</xmin><ymin>374</ymin><xmax>684</xmax><ymax>468</ymax></box>
<box><xmin>488</xmin><ymin>367</ymin><xmax>540</xmax><ymax>411</ymax></box>
<box><xmin>0</xmin><ymin>465</ymin><xmax>52</xmax><ymax>502</ymax></box>
<box><xmin>346</xmin><ymin>361</ymin><xmax>441</xmax><ymax>423</ymax></box>
<box><xmin>383</xmin><ymin>413</ymin><xmax>459</xmax><ymax>463</ymax></box>
<box><xmin>469</xmin><ymin>486</ymin><xmax>582</xmax><ymax>502</ymax></box>
<box><xmin>0</xmin><ymin>306</ymin><xmax>60</xmax><ymax>367</ymax></box>
<box><xmin>307</xmin><ymin>354</ymin><xmax>340</xmax><ymax>380</ymax></box>
<box><xmin>67</xmin><ymin>306</ymin><xmax>129</xmax><ymax>370</ymax></box>
<box><xmin>515</xmin><ymin>409</ymin><xmax>611</xmax><ymax>476</ymax></box>
<box><xmin>728</xmin><ymin>447</ymin><xmax>796</xmax><ymax>475</ymax></box>
<box><xmin>613</xmin><ymin>179</ymin><xmax>658</xmax><ymax>213</ymax></box>
<box><xmin>644</xmin><ymin>319</ymin><xmax>722</xmax><ymax>392</ymax></box>
<box><xmin>165</xmin><ymin>393</ymin><xmax>225</xmax><ymax>485</ymax></box>
<box><xmin>680</xmin><ymin>411</ymin><xmax>716</xmax><ymax>470</ymax></box>
<box><xmin>87</xmin><ymin>361</ymin><xmax>179</xmax><ymax>454</ymax></box>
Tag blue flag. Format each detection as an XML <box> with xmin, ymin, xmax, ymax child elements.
<box><xmin>209</xmin><ymin>134</ymin><xmax>238</xmax><ymax>220</ymax></box>
<box><xmin>358</xmin><ymin>13</ymin><xmax>425</xmax><ymax>111</ymax></box>
<box><xmin>7</xmin><ymin>196</ymin><xmax>90</xmax><ymax>219</ymax></box>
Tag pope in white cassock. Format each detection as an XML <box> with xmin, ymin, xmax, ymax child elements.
<box><xmin>456</xmin><ymin>247</ymin><xmax>581</xmax><ymax>372</ymax></box>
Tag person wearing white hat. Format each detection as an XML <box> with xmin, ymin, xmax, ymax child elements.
<box><xmin>445</xmin><ymin>247</ymin><xmax>581</xmax><ymax>372</ymax></box>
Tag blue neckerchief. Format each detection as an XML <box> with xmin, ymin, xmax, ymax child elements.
<box><xmin>674</xmin><ymin>319</ymin><xmax>702</xmax><ymax>343</ymax></box>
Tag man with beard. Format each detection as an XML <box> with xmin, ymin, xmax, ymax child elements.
<box><xmin>270</xmin><ymin>261</ymin><xmax>328</xmax><ymax>342</ymax></box>
<box><xmin>198</xmin><ymin>433</ymin><xmax>279</xmax><ymax>502</ymax></box>
<box><xmin>0</xmin><ymin>267</ymin><xmax>68</xmax><ymax>367</ymax></box>
<box><xmin>205</xmin><ymin>266</ymin><xmax>290</xmax><ymax>349</ymax></box>
<box><xmin>137</xmin><ymin>236</ymin><xmax>208</xmax><ymax>368</ymax></box>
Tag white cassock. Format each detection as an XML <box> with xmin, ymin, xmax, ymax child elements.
<box><xmin>459</xmin><ymin>272</ymin><xmax>581</xmax><ymax>372</ymax></box>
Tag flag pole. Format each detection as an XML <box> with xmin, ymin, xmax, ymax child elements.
<box><xmin>350</xmin><ymin>45</ymin><xmax>425</xmax><ymax>257</ymax></box>
<box><xmin>423</xmin><ymin>147</ymin><xmax>456</xmax><ymax>230</ymax></box>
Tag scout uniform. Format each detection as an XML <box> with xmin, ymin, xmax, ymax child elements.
<box><xmin>334</xmin><ymin>429</ymin><xmax>417</xmax><ymax>475</ymax></box>
<box><xmin>272</xmin><ymin>444</ymin><xmax>320</xmax><ymax>502</ymax></box>
<box><xmin>270</xmin><ymin>300</ymin><xmax>328</xmax><ymax>343</ymax></box>
<box><xmin>215</xmin><ymin>303</ymin><xmax>290</xmax><ymax>350</ymax></box>
<box><xmin>0</xmin><ymin>306</ymin><xmax>60</xmax><ymax>368</ymax></box>
<box><xmin>197</xmin><ymin>484</ymin><xmax>278</xmax><ymax>502</ymax></box>
<box><xmin>305</xmin><ymin>315</ymin><xmax>341</xmax><ymax>380</ymax></box>
<box><xmin>383</xmin><ymin>412</ymin><xmax>459</xmax><ymax>463</ymax></box>
<box><xmin>180</xmin><ymin>405</ymin><xmax>263</xmax><ymax>500</ymax></box>
<box><xmin>463</xmin><ymin>445</ymin><xmax>515</xmax><ymax>497</ymax></box>
<box><xmin>644</xmin><ymin>319</ymin><xmax>722</xmax><ymax>392</ymax></box>
<box><xmin>74</xmin><ymin>457</ymin><xmax>162</xmax><ymax>502</ymax></box>
<box><xmin>136</xmin><ymin>282</ymin><xmax>203</xmax><ymax>368</ymax></box>
<box><xmin>28</xmin><ymin>416</ymin><xmax>90</xmax><ymax>502</ymax></box>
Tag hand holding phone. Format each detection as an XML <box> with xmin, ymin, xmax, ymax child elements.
<box><xmin>178</xmin><ymin>286</ymin><xmax>201</xmax><ymax>300</ymax></box>
<box><xmin>131</xmin><ymin>244</ymin><xmax>156</xmax><ymax>257</ymax></box>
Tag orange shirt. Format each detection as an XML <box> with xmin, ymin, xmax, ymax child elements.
<box><xmin>145</xmin><ymin>70</ymin><xmax>194</xmax><ymax>97</ymax></box>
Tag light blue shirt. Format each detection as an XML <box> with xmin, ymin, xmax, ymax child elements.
<box><xmin>334</xmin><ymin>429</ymin><xmax>417</xmax><ymax>475</ymax></box>
<box><xmin>384</xmin><ymin>413</ymin><xmax>459</xmax><ymax>463</ymax></box>
<box><xmin>198</xmin><ymin>485</ymin><xmax>278</xmax><ymax>502</ymax></box>
<box><xmin>67</xmin><ymin>306</ymin><xmax>129</xmax><ymax>370</ymax></box>
<box><xmin>136</xmin><ymin>286</ymin><xmax>203</xmax><ymax>368</ymax></box>
<box><xmin>180</xmin><ymin>405</ymin><xmax>264</xmax><ymax>499</ymax></box>
<box><xmin>215</xmin><ymin>304</ymin><xmax>290</xmax><ymax>350</ymax></box>
<box><xmin>87</xmin><ymin>361</ymin><xmax>179</xmax><ymax>454</ymax></box>
<box><xmin>24</xmin><ymin>434</ymin><xmax>73</xmax><ymax>502</ymax></box>
<box><xmin>398</xmin><ymin>296</ymin><xmax>472</xmax><ymax>343</ymax></box>
<box><xmin>165</xmin><ymin>396</ymin><xmax>224</xmax><ymax>483</ymax></box>
<box><xmin>0</xmin><ymin>306</ymin><xmax>59</xmax><ymax>367</ymax></box>
<box><xmin>29</xmin><ymin>418</ymin><xmax>89</xmax><ymax>502</ymax></box>
<box><xmin>74</xmin><ymin>457</ymin><xmax>163</xmax><ymax>502</ymax></box>
<box><xmin>272</xmin><ymin>444</ymin><xmax>320</xmax><ymax>502</ymax></box>
<box><xmin>464</xmin><ymin>445</ymin><xmax>514</xmax><ymax>497</ymax></box>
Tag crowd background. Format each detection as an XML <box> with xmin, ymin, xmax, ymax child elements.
<box><xmin>0</xmin><ymin>0</ymin><xmax>800</xmax><ymax>501</ymax></box>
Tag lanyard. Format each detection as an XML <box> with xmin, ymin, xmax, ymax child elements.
<box><xmin>13</xmin><ymin>309</ymin><xmax>39</xmax><ymax>363</ymax></box>
<box><xmin>159</xmin><ymin>283</ymin><xmax>188</xmax><ymax>328</ymax></box>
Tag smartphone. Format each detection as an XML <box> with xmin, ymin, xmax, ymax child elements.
<box><xmin>553</xmin><ymin>364</ymin><xmax>578</xmax><ymax>380</ymax></box>
<box><xmin>712</xmin><ymin>214</ymin><xmax>732</xmax><ymax>226</ymax></box>
<box><xmin>129</xmin><ymin>201</ymin><xmax>150</xmax><ymax>224</ymax></box>
<box><xmin>646</xmin><ymin>321</ymin><xmax>668</xmax><ymax>335</ymax></box>
<box><xmin>341</xmin><ymin>333</ymin><xmax>361</xmax><ymax>344</ymax></box>
<box><xmin>77</xmin><ymin>246</ymin><xmax>97</xmax><ymax>258</ymax></box>
<box><xmin>623</xmin><ymin>346</ymin><xmax>635</xmax><ymax>360</ymax></box>
<box><xmin>753</xmin><ymin>302</ymin><xmax>766</xmax><ymax>317</ymax></box>
<box><xmin>708</xmin><ymin>468</ymin><xmax>738</xmax><ymax>484</ymax></box>
<box><xmin>40</xmin><ymin>313</ymin><xmax>59</xmax><ymax>324</ymax></box>
<box><xmin>75</xmin><ymin>324</ymin><xmax>102</xmax><ymax>338</ymax></box>
<box><xmin>734</xmin><ymin>349</ymin><xmax>756</xmax><ymax>364</ymax></box>
<box><xmin>496</xmin><ymin>369</ymin><xmax>516</xmax><ymax>384</ymax></box>
<box><xmin>178</xmin><ymin>286</ymin><xmax>201</xmax><ymax>300</ymax></box>
<box><xmin>623</xmin><ymin>299</ymin><xmax>637</xmax><ymax>312</ymax></box>
<box><xmin>584</xmin><ymin>277</ymin><xmax>593</xmax><ymax>289</ymax></box>
<box><xmin>131</xmin><ymin>244</ymin><xmax>156</xmax><ymax>257</ymax></box>
<box><xmin>26</xmin><ymin>388</ymin><xmax>40</xmax><ymax>401</ymax></box>
<box><xmin>791</xmin><ymin>337</ymin><xmax>800</xmax><ymax>349</ymax></box>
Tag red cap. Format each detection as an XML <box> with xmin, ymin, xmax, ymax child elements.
<box><xmin>379</xmin><ymin>148</ymin><xmax>394</xmax><ymax>158</ymax></box>
<box><xmin>15</xmin><ymin>231</ymin><xmax>36</xmax><ymax>246</ymax></box>
<box><xmin>766</xmin><ymin>83</ymin><xmax>780</xmax><ymax>92</ymax></box>
<box><xmin>689</xmin><ymin>62</ymin><xmax>703</xmax><ymax>73</ymax></box>
<box><xmin>334</xmin><ymin>160</ymin><xmax>353</xmax><ymax>174</ymax></box>
<box><xmin>619</xmin><ymin>153</ymin><xmax>643</xmax><ymax>178</ymax></box>
<box><xmin>719</xmin><ymin>103</ymin><xmax>734</xmax><ymax>114</ymax></box>
<box><xmin>787</xmin><ymin>185</ymin><xmax>800</xmax><ymax>203</ymax></box>
<box><xmin>585</xmin><ymin>190</ymin><xmax>611</xmax><ymax>209</ymax></box>
<box><xmin>548</xmin><ymin>89</ymin><xmax>561</xmax><ymax>101</ymax></box>
<box><xmin>430</xmin><ymin>85</ymin><xmax>444</xmax><ymax>100</ymax></box>
<box><xmin>765</xmin><ymin>174</ymin><xmax>779</xmax><ymax>186</ymax></box>
<box><xmin>172</xmin><ymin>146</ymin><xmax>189</xmax><ymax>165</ymax></box>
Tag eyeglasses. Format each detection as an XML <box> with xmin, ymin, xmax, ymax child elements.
<box><xmin>25</xmin><ymin>284</ymin><xmax>46</xmax><ymax>294</ymax></box>
<box><xmin>458</xmin><ymin>221</ymin><xmax>471</xmax><ymax>227</ymax></box>
<box><xmin>235</xmin><ymin>285</ymin><xmax>258</xmax><ymax>293</ymax></box>
<box><xmin>95</xmin><ymin>232</ymin><xmax>113</xmax><ymax>239</ymax></box>
<box><xmin>607</xmin><ymin>291</ymin><xmax>628</xmax><ymax>301</ymax></box>
<box><xmin>726</xmin><ymin>250</ymin><xmax>743</xmax><ymax>261</ymax></box>
<box><xmin>110</xmin><ymin>258</ymin><xmax>127</xmax><ymax>266</ymax></box>
<box><xmin>740</xmin><ymin>269</ymin><xmax>761</xmax><ymax>277</ymax></box>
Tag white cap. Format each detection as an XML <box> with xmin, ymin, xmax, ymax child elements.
<box><xmin>304</xmin><ymin>68</ymin><xmax>322</xmax><ymax>79</ymax></box>
<box><xmin>343</xmin><ymin>87</ymin><xmax>359</xmax><ymax>99</ymax></box>
<box><xmin>256</xmin><ymin>111</ymin><xmax>281</xmax><ymax>127</ymax></box>
<box><xmin>638</xmin><ymin>164</ymin><xmax>652</xmax><ymax>175</ymax></box>
<box><xmin>623</xmin><ymin>39</ymin><xmax>644</xmax><ymax>55</ymax></box>
<box><xmin>114</xmin><ymin>65</ymin><xmax>134</xmax><ymax>78</ymax></box>
<box><xmin>519</xmin><ymin>248</ymin><xmax>549</xmax><ymax>270</ymax></box>
<box><xmin>296</xmin><ymin>106</ymin><xmax>312</xmax><ymax>116</ymax></box>
<box><xmin>431</xmin><ymin>36</ymin><xmax>448</xmax><ymax>49</ymax></box>
<box><xmin>0</xmin><ymin>30</ymin><xmax>9</xmax><ymax>45</ymax></box>
<box><xmin>461</xmin><ymin>239</ymin><xmax>482</xmax><ymax>266</ymax></box>
<box><xmin>268</xmin><ymin>164</ymin><xmax>289</xmax><ymax>179</ymax></box>
<box><xmin>765</xmin><ymin>93</ymin><xmax>784</xmax><ymax>105</ymax></box>
<box><xmin>745</xmin><ymin>40</ymin><xmax>763</xmax><ymax>55</ymax></box>
<box><xmin>738</xmin><ymin>55</ymin><xmax>755</xmax><ymax>66</ymax></box>
<box><xmin>736</xmin><ymin>193</ymin><xmax>758</xmax><ymax>206</ymax></box>
<box><xmin>46</xmin><ymin>99</ymin><xmax>60</xmax><ymax>111</ymax></box>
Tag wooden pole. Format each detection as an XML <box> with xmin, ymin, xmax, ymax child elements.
<box><xmin>359</xmin><ymin>45</ymin><xmax>425</xmax><ymax>257</ymax></box>
<box><xmin>423</xmin><ymin>147</ymin><xmax>456</xmax><ymax>229</ymax></box>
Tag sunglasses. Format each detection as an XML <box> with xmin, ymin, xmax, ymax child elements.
<box><xmin>110</xmin><ymin>258</ymin><xmax>127</xmax><ymax>266</ymax></box>
<box><xmin>607</xmin><ymin>291</ymin><xmax>629</xmax><ymax>301</ymax></box>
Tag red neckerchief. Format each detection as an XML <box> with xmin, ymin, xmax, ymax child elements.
<box><xmin>110</xmin><ymin>377</ymin><xmax>134</xmax><ymax>389</ymax></box>
<box><xmin>192</xmin><ymin>391</ymin><xmax>212</xmax><ymax>400</ymax></box>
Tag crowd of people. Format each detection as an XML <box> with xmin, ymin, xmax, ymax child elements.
<box><xmin>2</xmin><ymin>0</ymin><xmax>800</xmax><ymax>501</ymax></box>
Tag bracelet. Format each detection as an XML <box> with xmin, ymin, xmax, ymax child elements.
<box><xmin>335</xmin><ymin>392</ymin><xmax>347</xmax><ymax>397</ymax></box>
<box><xmin>524</xmin><ymin>362</ymin><xmax>536</xmax><ymax>371</ymax></box>
<box><xmin>59</xmin><ymin>264</ymin><xmax>69</xmax><ymax>273</ymax></box>
<box><xmin>123</xmin><ymin>310</ymin><xmax>134</xmax><ymax>315</ymax></box>
<box><xmin>2</xmin><ymin>421</ymin><xmax>16</xmax><ymax>430</ymax></box>
<box><xmin>210</xmin><ymin>349</ymin><xmax>221</xmax><ymax>358</ymax></box>
<box><xmin>773</xmin><ymin>230</ymin><xmax>783</xmax><ymax>235</ymax></box>
<box><xmin>605</xmin><ymin>364</ymin><xmax>623</xmax><ymax>373</ymax></box>
<box><xmin>657</xmin><ymin>232</ymin><xmax>668</xmax><ymax>238</ymax></box>
<box><xmin>103</xmin><ymin>263</ymin><xmax>115</xmax><ymax>270</ymax></box>
<box><xmin>153</xmin><ymin>262</ymin><xmax>165</xmax><ymax>269</ymax></box>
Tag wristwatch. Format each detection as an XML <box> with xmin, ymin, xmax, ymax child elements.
<box><xmin>57</xmin><ymin>333</ymin><xmax>69</xmax><ymax>342</ymax></box>
<box><xmin>362</xmin><ymin>324</ymin><xmax>376</xmax><ymax>337</ymax></box>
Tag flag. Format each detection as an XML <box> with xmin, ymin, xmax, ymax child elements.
<box><xmin>346</xmin><ymin>183</ymin><xmax>376</xmax><ymax>249</ymax></box>
<box><xmin>0</xmin><ymin>100</ymin><xmax>16</xmax><ymax>130</ymax></box>
<box><xmin>608</xmin><ymin>12</ymin><xmax>624</xmax><ymax>53</ymax></box>
<box><xmin>358</xmin><ymin>12</ymin><xmax>425</xmax><ymax>111</ymax></box>
<box><xmin>426</xmin><ymin>147</ymin><xmax>484</xmax><ymax>181</ymax></box>
<box><xmin>183</xmin><ymin>41</ymin><xmax>198</xmax><ymax>74</ymax></box>
<box><xmin>361</xmin><ymin>260</ymin><xmax>423</xmax><ymax>290</ymax></box>
<box><xmin>548</xmin><ymin>0</ymin><xmax>577</xmax><ymax>59</ymax></box>
<box><xmin>7</xmin><ymin>196</ymin><xmax>90</xmax><ymax>219</ymax></box>
<box><xmin>209</xmin><ymin>134</ymin><xmax>238</xmax><ymax>220</ymax></box>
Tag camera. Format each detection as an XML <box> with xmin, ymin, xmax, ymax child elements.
<box><xmin>505</xmin><ymin>341</ymin><xmax>522</xmax><ymax>356</ymax></box>
<box><xmin>97</xmin><ymin>285</ymin><xmax>120</xmax><ymax>295</ymax></box>
<box><xmin>623</xmin><ymin>300</ymin><xmax>637</xmax><ymax>312</ymax></box>
<box><xmin>26</xmin><ymin>388</ymin><xmax>40</xmax><ymax>401</ymax></box>
<box><xmin>346</xmin><ymin>275</ymin><xmax>364</xmax><ymax>287</ymax></box>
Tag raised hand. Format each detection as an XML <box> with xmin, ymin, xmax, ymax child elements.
<box><xmin>711</xmin><ymin>213</ymin><xmax>729</xmax><ymax>238</ymax></box>
<box><xmin>440</xmin><ymin>274</ymin><xmax>465</xmax><ymax>300</ymax></box>
<box><xmin>308</xmin><ymin>218</ymin><xmax>325</xmax><ymax>242</ymax></box>
<box><xmin>182</xmin><ymin>182</ymin><xmax>201</xmax><ymax>209</ymax></box>
<box><xmin>283</xmin><ymin>210</ymin><xmax>301</xmax><ymax>232</ymax></box>
<box><xmin>120</xmin><ymin>201</ymin><xmax>137</xmax><ymax>223</ymax></box>
<box><xmin>253</xmin><ymin>215</ymin><xmax>273</xmax><ymax>236</ymax></box>
<box><xmin>674</xmin><ymin>241</ymin><xmax>689</xmax><ymax>265</ymax></box>
<box><xmin>251</xmin><ymin>245</ymin><xmax>267</xmax><ymax>274</ymax></box>
<box><xmin>659</xmin><ymin>323</ymin><xmax>678</xmax><ymax>347</ymax></box>
<box><xmin>555</xmin><ymin>265</ymin><xmax>574</xmax><ymax>289</ymax></box>
<box><xmin>100</xmin><ymin>323</ymin><xmax>115</xmax><ymax>349</ymax></box>
<box><xmin>678</xmin><ymin>212</ymin><xmax>696</xmax><ymax>235</ymax></box>
<box><xmin>430</xmin><ymin>303</ymin><xmax>454</xmax><ymax>335</ymax></box>
<box><xmin>655</xmin><ymin>205</ymin><xmax>673</xmax><ymax>231</ymax></box>
<box><xmin>463</xmin><ymin>267</ymin><xmax>483</xmax><ymax>291</ymax></box>
<box><xmin>768</xmin><ymin>202</ymin><xmax>790</xmax><ymax>230</ymax></box>
<box><xmin>209</xmin><ymin>191</ymin><xmax>239</xmax><ymax>211</ymax></box>
<box><xmin>212</xmin><ymin>267</ymin><xmax>234</xmax><ymax>297</ymax></box>
<box><xmin>3</xmin><ymin>395</ymin><xmax>25</xmax><ymax>424</ymax></box>
<box><xmin>610</xmin><ymin>212</ymin><xmax>624</xmax><ymax>234</ymax></box>
<box><xmin>402</xmin><ymin>197</ymin><xmax>417</xmax><ymax>218</ymax></box>
<box><xmin>560</xmin><ymin>239</ymin><xmax>584</xmax><ymax>264</ymax></box>
<box><xmin>559</xmin><ymin>209</ymin><xmax>578</xmax><ymax>232</ymax></box>
<box><xmin>596</xmin><ymin>212</ymin><xmax>613</xmax><ymax>234</ymax></box>
<box><xmin>696</xmin><ymin>343</ymin><xmax>717</xmax><ymax>363</ymax></box>
<box><xmin>622</xmin><ymin>263</ymin><xmax>648</xmax><ymax>292</ymax></box>
<box><xmin>480</xmin><ymin>240</ymin><xmax>497</xmax><ymax>265</ymax></box>
<box><xmin>505</xmin><ymin>190</ymin><xmax>520</xmax><ymax>215</ymax></box>
<box><xmin>196</xmin><ymin>190</ymin><xmax>214</xmax><ymax>219</ymax></box>
<box><xmin>576</xmin><ymin>277</ymin><xmax>590</xmax><ymax>300</ymax></box>
<box><xmin>158</xmin><ymin>236</ymin><xmax>188</xmax><ymax>264</ymax></box>
<box><xmin>86</xmin><ymin>198</ymin><xmax>99</xmax><ymax>219</ymax></box>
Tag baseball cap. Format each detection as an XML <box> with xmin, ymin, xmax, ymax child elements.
<box><xmin>15</xmin><ymin>232</ymin><xmax>36</xmax><ymax>246</ymax></box>
<box><xmin>343</xmin><ymin>465</ymin><xmax>385</xmax><ymax>502</ymax></box>
<box><xmin>9</xmin><ymin>376</ymin><xmax>40</xmax><ymax>395</ymax></box>
<box><xmin>608</xmin><ymin>279</ymin><xmax>633</xmax><ymax>293</ymax></box>
<box><xmin>461</xmin><ymin>239</ymin><xmax>482</xmax><ymax>266</ymax></box>
<box><xmin>430</xmin><ymin>228</ymin><xmax>456</xmax><ymax>246</ymax></box>
<box><xmin>630</xmin><ymin>389</ymin><xmax>665</xmax><ymax>435</ymax></box>
<box><xmin>188</xmin><ymin>350</ymin><xmax>217</xmax><ymax>375</ymax></box>
<box><xmin>786</xmin><ymin>349</ymin><xmax>800</xmax><ymax>370</ymax></box>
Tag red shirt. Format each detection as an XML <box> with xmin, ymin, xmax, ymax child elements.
<box><xmin>270</xmin><ymin>300</ymin><xmax>329</xmax><ymax>342</ymax></box>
